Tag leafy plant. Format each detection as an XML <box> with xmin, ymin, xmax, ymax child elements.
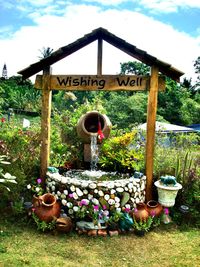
<box><xmin>133</xmin><ymin>216</ymin><xmax>153</xmax><ymax>232</ymax></box>
<box><xmin>32</xmin><ymin>212</ymin><xmax>56</xmax><ymax>232</ymax></box>
<box><xmin>99</xmin><ymin>131</ymin><xmax>145</xmax><ymax>173</ymax></box>
<box><xmin>0</xmin><ymin>155</ymin><xmax>17</xmax><ymax>191</ymax></box>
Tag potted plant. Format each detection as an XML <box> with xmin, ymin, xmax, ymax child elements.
<box><xmin>133</xmin><ymin>216</ymin><xmax>153</xmax><ymax>236</ymax></box>
<box><xmin>154</xmin><ymin>175</ymin><xmax>182</xmax><ymax>207</ymax></box>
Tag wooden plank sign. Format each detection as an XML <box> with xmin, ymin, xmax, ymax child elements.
<box><xmin>35</xmin><ymin>75</ymin><xmax>165</xmax><ymax>91</ymax></box>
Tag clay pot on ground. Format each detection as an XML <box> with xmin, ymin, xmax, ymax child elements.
<box><xmin>33</xmin><ymin>193</ymin><xmax>61</xmax><ymax>223</ymax></box>
<box><xmin>147</xmin><ymin>200</ymin><xmax>163</xmax><ymax>217</ymax></box>
<box><xmin>133</xmin><ymin>202</ymin><xmax>149</xmax><ymax>222</ymax></box>
<box><xmin>56</xmin><ymin>217</ymin><xmax>73</xmax><ymax>233</ymax></box>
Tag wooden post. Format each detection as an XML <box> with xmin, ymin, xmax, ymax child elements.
<box><xmin>40</xmin><ymin>66</ymin><xmax>52</xmax><ymax>181</ymax></box>
<box><xmin>97</xmin><ymin>38</ymin><xmax>103</xmax><ymax>75</ymax></box>
<box><xmin>145</xmin><ymin>65</ymin><xmax>159</xmax><ymax>201</ymax></box>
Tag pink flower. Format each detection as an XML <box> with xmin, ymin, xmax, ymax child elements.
<box><xmin>32</xmin><ymin>208</ymin><xmax>36</xmax><ymax>213</ymax></box>
<box><xmin>103</xmin><ymin>205</ymin><xmax>107</xmax><ymax>210</ymax></box>
<box><xmin>164</xmin><ymin>208</ymin><xmax>169</xmax><ymax>215</ymax></box>
<box><xmin>37</xmin><ymin>178</ymin><xmax>42</xmax><ymax>184</ymax></box>
<box><xmin>124</xmin><ymin>207</ymin><xmax>130</xmax><ymax>213</ymax></box>
<box><xmin>150</xmin><ymin>210</ymin><xmax>156</xmax><ymax>217</ymax></box>
<box><xmin>80</xmin><ymin>199</ymin><xmax>89</xmax><ymax>206</ymax></box>
<box><xmin>69</xmin><ymin>193</ymin><xmax>74</xmax><ymax>198</ymax></box>
<box><xmin>93</xmin><ymin>205</ymin><xmax>99</xmax><ymax>211</ymax></box>
<box><xmin>134</xmin><ymin>208</ymin><xmax>138</xmax><ymax>213</ymax></box>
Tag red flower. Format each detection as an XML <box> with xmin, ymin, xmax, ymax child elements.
<box><xmin>97</xmin><ymin>121</ymin><xmax>105</xmax><ymax>142</ymax></box>
<box><xmin>1</xmin><ymin>117</ymin><xmax>6</xmax><ymax>123</ymax></box>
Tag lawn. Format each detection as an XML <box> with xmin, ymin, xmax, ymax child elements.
<box><xmin>0</xmin><ymin>218</ymin><xmax>199</xmax><ymax>267</ymax></box>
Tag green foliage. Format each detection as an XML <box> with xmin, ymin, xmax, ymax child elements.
<box><xmin>32</xmin><ymin>212</ymin><xmax>56</xmax><ymax>232</ymax></box>
<box><xmin>133</xmin><ymin>216</ymin><xmax>153</xmax><ymax>232</ymax></box>
<box><xmin>99</xmin><ymin>131</ymin><xmax>145</xmax><ymax>173</ymax></box>
<box><xmin>120</xmin><ymin>61</ymin><xmax>150</xmax><ymax>75</ymax></box>
<box><xmin>0</xmin><ymin>155</ymin><xmax>17</xmax><ymax>192</ymax></box>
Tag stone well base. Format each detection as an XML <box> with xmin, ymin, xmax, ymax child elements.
<box><xmin>46</xmin><ymin>171</ymin><xmax>146</xmax><ymax>219</ymax></box>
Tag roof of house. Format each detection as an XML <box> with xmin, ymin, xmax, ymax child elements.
<box><xmin>18</xmin><ymin>27</ymin><xmax>184</xmax><ymax>81</ymax></box>
<box><xmin>137</xmin><ymin>121</ymin><xmax>197</xmax><ymax>133</ymax></box>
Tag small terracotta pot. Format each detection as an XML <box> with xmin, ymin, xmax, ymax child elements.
<box><xmin>34</xmin><ymin>193</ymin><xmax>61</xmax><ymax>222</ymax></box>
<box><xmin>147</xmin><ymin>200</ymin><xmax>163</xmax><ymax>217</ymax></box>
<box><xmin>133</xmin><ymin>202</ymin><xmax>149</xmax><ymax>222</ymax></box>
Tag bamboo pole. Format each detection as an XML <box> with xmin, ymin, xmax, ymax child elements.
<box><xmin>145</xmin><ymin>65</ymin><xmax>159</xmax><ymax>201</ymax></box>
<box><xmin>40</xmin><ymin>66</ymin><xmax>52</xmax><ymax>181</ymax></box>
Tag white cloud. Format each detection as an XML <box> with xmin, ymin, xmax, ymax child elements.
<box><xmin>0</xmin><ymin>4</ymin><xmax>199</xmax><ymax>83</ymax></box>
<box><xmin>137</xmin><ymin>0</ymin><xmax>200</xmax><ymax>13</ymax></box>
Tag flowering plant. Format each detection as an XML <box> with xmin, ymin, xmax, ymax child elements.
<box><xmin>27</xmin><ymin>178</ymin><xmax>44</xmax><ymax>196</ymax></box>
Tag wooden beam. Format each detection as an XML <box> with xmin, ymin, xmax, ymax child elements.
<box><xmin>97</xmin><ymin>38</ymin><xmax>103</xmax><ymax>75</ymax></box>
<box><xmin>40</xmin><ymin>67</ymin><xmax>52</xmax><ymax>181</ymax></box>
<box><xmin>145</xmin><ymin>65</ymin><xmax>159</xmax><ymax>201</ymax></box>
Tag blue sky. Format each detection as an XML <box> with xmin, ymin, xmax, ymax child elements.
<box><xmin>0</xmin><ymin>0</ymin><xmax>200</xmax><ymax>82</ymax></box>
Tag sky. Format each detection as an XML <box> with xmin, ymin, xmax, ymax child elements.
<box><xmin>0</xmin><ymin>0</ymin><xmax>200</xmax><ymax>83</ymax></box>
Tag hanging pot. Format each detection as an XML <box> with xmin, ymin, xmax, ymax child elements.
<box><xmin>133</xmin><ymin>202</ymin><xmax>149</xmax><ymax>222</ymax></box>
<box><xmin>147</xmin><ymin>200</ymin><xmax>163</xmax><ymax>217</ymax></box>
<box><xmin>34</xmin><ymin>193</ymin><xmax>61</xmax><ymax>222</ymax></box>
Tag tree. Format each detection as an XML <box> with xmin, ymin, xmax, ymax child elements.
<box><xmin>38</xmin><ymin>47</ymin><xmax>54</xmax><ymax>59</ymax></box>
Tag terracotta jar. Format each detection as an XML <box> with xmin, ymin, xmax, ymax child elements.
<box><xmin>133</xmin><ymin>202</ymin><xmax>149</xmax><ymax>222</ymax></box>
<box><xmin>147</xmin><ymin>200</ymin><xmax>163</xmax><ymax>217</ymax></box>
<box><xmin>34</xmin><ymin>193</ymin><xmax>61</xmax><ymax>223</ymax></box>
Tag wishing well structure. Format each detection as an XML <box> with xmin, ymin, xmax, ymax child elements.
<box><xmin>18</xmin><ymin>27</ymin><xmax>184</xmax><ymax>201</ymax></box>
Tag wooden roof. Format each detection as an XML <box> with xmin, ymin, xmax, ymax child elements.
<box><xmin>18</xmin><ymin>27</ymin><xmax>184</xmax><ymax>81</ymax></box>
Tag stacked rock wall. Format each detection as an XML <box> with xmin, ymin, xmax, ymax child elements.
<box><xmin>46</xmin><ymin>172</ymin><xmax>146</xmax><ymax>218</ymax></box>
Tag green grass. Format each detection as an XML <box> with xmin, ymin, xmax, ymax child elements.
<box><xmin>0</xmin><ymin>218</ymin><xmax>199</xmax><ymax>267</ymax></box>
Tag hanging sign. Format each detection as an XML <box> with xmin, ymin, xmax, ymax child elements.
<box><xmin>35</xmin><ymin>75</ymin><xmax>165</xmax><ymax>91</ymax></box>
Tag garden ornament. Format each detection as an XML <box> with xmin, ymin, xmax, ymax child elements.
<box><xmin>47</xmin><ymin>166</ymin><xmax>59</xmax><ymax>173</ymax></box>
<box><xmin>160</xmin><ymin>175</ymin><xmax>177</xmax><ymax>186</ymax></box>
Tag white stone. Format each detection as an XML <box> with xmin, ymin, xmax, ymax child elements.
<box><xmin>116</xmin><ymin>187</ymin><xmax>124</xmax><ymax>193</ymax></box>
<box><xmin>89</xmin><ymin>183</ymin><xmax>97</xmax><ymax>189</ymax></box>
<box><xmin>67</xmin><ymin>202</ymin><xmax>73</xmax><ymax>208</ymax></box>
<box><xmin>68</xmin><ymin>209</ymin><xmax>73</xmax><ymax>215</ymax></box>
<box><xmin>98</xmin><ymin>190</ymin><xmax>104</xmax><ymax>197</ymax></box>
<box><xmin>61</xmin><ymin>193</ymin><xmax>66</xmax><ymax>199</ymax></box>
<box><xmin>133</xmin><ymin>186</ymin><xmax>137</xmax><ymax>193</ymax></box>
<box><xmin>70</xmin><ymin>185</ymin><xmax>76</xmax><ymax>192</ymax></box>
<box><xmin>83</xmin><ymin>189</ymin><xmax>88</xmax><ymax>195</ymax></box>
<box><xmin>104</xmin><ymin>194</ymin><xmax>110</xmax><ymax>201</ymax></box>
<box><xmin>114</xmin><ymin>197</ymin><xmax>120</xmax><ymax>203</ymax></box>
<box><xmin>57</xmin><ymin>191</ymin><xmax>61</xmax><ymax>196</ymax></box>
<box><xmin>73</xmin><ymin>206</ymin><xmax>79</xmax><ymax>212</ymax></box>
<box><xmin>135</xmin><ymin>197</ymin><xmax>140</xmax><ymax>204</ymax></box>
<box><xmin>76</xmin><ymin>188</ymin><xmax>83</xmax><ymax>197</ymax></box>
<box><xmin>63</xmin><ymin>190</ymin><xmax>68</xmax><ymax>195</ymax></box>
<box><xmin>73</xmin><ymin>192</ymin><xmax>78</xmax><ymax>200</ymax></box>
<box><xmin>61</xmin><ymin>199</ymin><xmax>67</xmax><ymax>206</ymax></box>
<box><xmin>51</xmin><ymin>185</ymin><xmax>55</xmax><ymax>191</ymax></box>
<box><xmin>81</xmin><ymin>181</ymin><xmax>89</xmax><ymax>188</ymax></box>
<box><xmin>128</xmin><ymin>189</ymin><xmax>133</xmax><ymax>193</ymax></box>
<box><xmin>141</xmin><ymin>182</ymin><xmax>146</xmax><ymax>191</ymax></box>
<box><xmin>125</xmin><ymin>204</ymin><xmax>131</xmax><ymax>209</ymax></box>
<box><xmin>108</xmin><ymin>199</ymin><xmax>115</xmax><ymax>205</ymax></box>
<box><xmin>125</xmin><ymin>187</ymin><xmax>129</xmax><ymax>191</ymax></box>
<box><xmin>88</xmin><ymin>194</ymin><xmax>93</xmax><ymax>200</ymax></box>
<box><xmin>110</xmin><ymin>189</ymin><xmax>116</xmax><ymax>194</ymax></box>
<box><xmin>130</xmin><ymin>197</ymin><xmax>135</xmax><ymax>203</ymax></box>
<box><xmin>61</xmin><ymin>177</ymin><xmax>68</xmax><ymax>184</ymax></box>
<box><xmin>94</xmin><ymin>189</ymin><xmax>98</xmax><ymax>194</ymax></box>
<box><xmin>115</xmin><ymin>202</ymin><xmax>120</xmax><ymax>208</ymax></box>
<box><xmin>107</xmin><ymin>182</ymin><xmax>115</xmax><ymax>189</ymax></box>
<box><xmin>92</xmin><ymin>198</ymin><xmax>99</xmax><ymax>205</ymax></box>
<box><xmin>128</xmin><ymin>183</ymin><xmax>133</xmax><ymax>189</ymax></box>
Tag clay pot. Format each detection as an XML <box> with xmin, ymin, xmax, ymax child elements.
<box><xmin>133</xmin><ymin>202</ymin><xmax>149</xmax><ymax>222</ymax></box>
<box><xmin>147</xmin><ymin>200</ymin><xmax>163</xmax><ymax>217</ymax></box>
<box><xmin>56</xmin><ymin>217</ymin><xmax>73</xmax><ymax>233</ymax></box>
<box><xmin>34</xmin><ymin>193</ymin><xmax>61</xmax><ymax>223</ymax></box>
